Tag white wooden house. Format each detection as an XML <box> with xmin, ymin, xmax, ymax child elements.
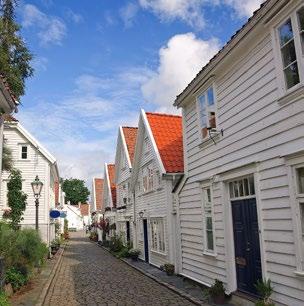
<box><xmin>174</xmin><ymin>0</ymin><xmax>304</xmax><ymax>305</ymax></box>
<box><xmin>131</xmin><ymin>110</ymin><xmax>184</xmax><ymax>268</ymax></box>
<box><xmin>102</xmin><ymin>163</ymin><xmax>116</xmax><ymax>236</ymax></box>
<box><xmin>0</xmin><ymin>76</ymin><xmax>18</xmax><ymax>201</ymax></box>
<box><xmin>114</xmin><ymin>126</ymin><xmax>138</xmax><ymax>245</ymax></box>
<box><xmin>0</xmin><ymin>117</ymin><xmax>59</xmax><ymax>245</ymax></box>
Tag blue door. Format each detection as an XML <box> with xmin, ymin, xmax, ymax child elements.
<box><xmin>232</xmin><ymin>198</ymin><xmax>262</xmax><ymax>296</ymax></box>
<box><xmin>126</xmin><ymin>221</ymin><xmax>130</xmax><ymax>243</ymax></box>
<box><xmin>143</xmin><ymin>219</ymin><xmax>149</xmax><ymax>263</ymax></box>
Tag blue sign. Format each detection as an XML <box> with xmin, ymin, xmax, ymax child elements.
<box><xmin>60</xmin><ymin>211</ymin><xmax>67</xmax><ymax>218</ymax></box>
<box><xmin>50</xmin><ymin>210</ymin><xmax>60</xmax><ymax>218</ymax></box>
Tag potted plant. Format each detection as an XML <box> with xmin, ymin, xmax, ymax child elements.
<box><xmin>129</xmin><ymin>248</ymin><xmax>140</xmax><ymax>261</ymax></box>
<box><xmin>255</xmin><ymin>279</ymin><xmax>275</xmax><ymax>306</ymax></box>
<box><xmin>164</xmin><ymin>263</ymin><xmax>175</xmax><ymax>276</ymax></box>
<box><xmin>209</xmin><ymin>279</ymin><xmax>225</xmax><ymax>305</ymax></box>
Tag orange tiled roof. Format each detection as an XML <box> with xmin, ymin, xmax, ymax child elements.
<box><xmin>94</xmin><ymin>178</ymin><xmax>104</xmax><ymax>211</ymax></box>
<box><xmin>122</xmin><ymin>127</ymin><xmax>138</xmax><ymax>165</ymax></box>
<box><xmin>146</xmin><ymin>112</ymin><xmax>184</xmax><ymax>173</ymax></box>
<box><xmin>80</xmin><ymin>203</ymin><xmax>89</xmax><ymax>216</ymax></box>
<box><xmin>107</xmin><ymin>164</ymin><xmax>116</xmax><ymax>208</ymax></box>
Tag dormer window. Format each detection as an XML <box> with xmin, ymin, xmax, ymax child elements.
<box><xmin>198</xmin><ymin>86</ymin><xmax>217</xmax><ymax>139</ymax></box>
<box><xmin>20</xmin><ymin>145</ymin><xmax>28</xmax><ymax>160</ymax></box>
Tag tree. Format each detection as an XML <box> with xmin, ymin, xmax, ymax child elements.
<box><xmin>2</xmin><ymin>143</ymin><xmax>13</xmax><ymax>171</ymax></box>
<box><xmin>0</xmin><ymin>0</ymin><xmax>34</xmax><ymax>99</ymax></box>
<box><xmin>62</xmin><ymin>178</ymin><xmax>90</xmax><ymax>205</ymax></box>
<box><xmin>7</xmin><ymin>169</ymin><xmax>27</xmax><ymax>230</ymax></box>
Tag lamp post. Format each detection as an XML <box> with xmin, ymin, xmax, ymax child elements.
<box><xmin>31</xmin><ymin>175</ymin><xmax>43</xmax><ymax>231</ymax></box>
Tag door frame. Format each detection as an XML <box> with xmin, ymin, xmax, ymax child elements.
<box><xmin>219</xmin><ymin>164</ymin><xmax>266</xmax><ymax>294</ymax></box>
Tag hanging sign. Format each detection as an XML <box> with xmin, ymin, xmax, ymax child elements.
<box><xmin>50</xmin><ymin>210</ymin><xmax>60</xmax><ymax>218</ymax></box>
<box><xmin>60</xmin><ymin>211</ymin><xmax>67</xmax><ymax>218</ymax></box>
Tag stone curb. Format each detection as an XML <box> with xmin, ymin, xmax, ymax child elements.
<box><xmin>35</xmin><ymin>243</ymin><xmax>67</xmax><ymax>306</ymax></box>
<box><xmin>97</xmin><ymin>243</ymin><xmax>206</xmax><ymax>306</ymax></box>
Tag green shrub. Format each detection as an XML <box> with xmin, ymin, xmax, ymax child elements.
<box><xmin>255</xmin><ymin>279</ymin><xmax>274</xmax><ymax>306</ymax></box>
<box><xmin>0</xmin><ymin>291</ymin><xmax>10</xmax><ymax>306</ymax></box>
<box><xmin>109</xmin><ymin>234</ymin><xmax>124</xmax><ymax>253</ymax></box>
<box><xmin>5</xmin><ymin>267</ymin><xmax>28</xmax><ymax>291</ymax></box>
<box><xmin>116</xmin><ymin>247</ymin><xmax>130</xmax><ymax>258</ymax></box>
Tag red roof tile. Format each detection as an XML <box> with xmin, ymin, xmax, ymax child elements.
<box><xmin>146</xmin><ymin>112</ymin><xmax>184</xmax><ymax>173</ymax></box>
<box><xmin>94</xmin><ymin>178</ymin><xmax>104</xmax><ymax>211</ymax></box>
<box><xmin>122</xmin><ymin>127</ymin><xmax>138</xmax><ymax>165</ymax></box>
<box><xmin>107</xmin><ymin>164</ymin><xmax>116</xmax><ymax>208</ymax></box>
<box><xmin>80</xmin><ymin>203</ymin><xmax>89</xmax><ymax>216</ymax></box>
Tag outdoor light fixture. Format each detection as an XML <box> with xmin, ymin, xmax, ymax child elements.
<box><xmin>31</xmin><ymin>175</ymin><xmax>43</xmax><ymax>231</ymax></box>
<box><xmin>138</xmin><ymin>211</ymin><xmax>144</xmax><ymax>219</ymax></box>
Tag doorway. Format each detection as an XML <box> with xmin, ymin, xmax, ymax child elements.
<box><xmin>126</xmin><ymin>221</ymin><xmax>130</xmax><ymax>242</ymax></box>
<box><xmin>143</xmin><ymin>219</ymin><xmax>149</xmax><ymax>263</ymax></box>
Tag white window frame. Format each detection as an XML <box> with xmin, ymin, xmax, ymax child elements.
<box><xmin>150</xmin><ymin>218</ymin><xmax>166</xmax><ymax>254</ymax></box>
<box><xmin>142</xmin><ymin>164</ymin><xmax>154</xmax><ymax>193</ymax></box>
<box><xmin>20</xmin><ymin>144</ymin><xmax>28</xmax><ymax>160</ymax></box>
<box><xmin>273</xmin><ymin>5</ymin><xmax>304</xmax><ymax>97</ymax></box>
<box><xmin>201</xmin><ymin>185</ymin><xmax>216</xmax><ymax>255</ymax></box>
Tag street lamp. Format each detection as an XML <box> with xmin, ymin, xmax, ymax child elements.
<box><xmin>31</xmin><ymin>175</ymin><xmax>43</xmax><ymax>231</ymax></box>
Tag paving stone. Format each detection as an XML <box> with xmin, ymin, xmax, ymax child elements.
<box><xmin>43</xmin><ymin>231</ymin><xmax>195</xmax><ymax>306</ymax></box>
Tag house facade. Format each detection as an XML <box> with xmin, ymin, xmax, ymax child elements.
<box><xmin>174</xmin><ymin>0</ymin><xmax>304</xmax><ymax>305</ymax></box>
<box><xmin>115</xmin><ymin>126</ymin><xmax>138</xmax><ymax>245</ymax></box>
<box><xmin>131</xmin><ymin>110</ymin><xmax>184</xmax><ymax>268</ymax></box>
<box><xmin>0</xmin><ymin>117</ymin><xmax>59</xmax><ymax>245</ymax></box>
<box><xmin>102</xmin><ymin>163</ymin><xmax>116</xmax><ymax>236</ymax></box>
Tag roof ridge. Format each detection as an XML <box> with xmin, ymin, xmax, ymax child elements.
<box><xmin>122</xmin><ymin>126</ymin><xmax>138</xmax><ymax>129</ymax></box>
<box><xmin>146</xmin><ymin>111</ymin><xmax>182</xmax><ymax>118</ymax></box>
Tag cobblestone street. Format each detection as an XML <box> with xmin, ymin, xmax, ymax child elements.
<box><xmin>43</xmin><ymin>232</ymin><xmax>196</xmax><ymax>306</ymax></box>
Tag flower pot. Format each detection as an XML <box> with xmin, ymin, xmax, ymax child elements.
<box><xmin>213</xmin><ymin>294</ymin><xmax>225</xmax><ymax>305</ymax></box>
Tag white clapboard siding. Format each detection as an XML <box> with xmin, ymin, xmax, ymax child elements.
<box><xmin>178</xmin><ymin>7</ymin><xmax>304</xmax><ymax>303</ymax></box>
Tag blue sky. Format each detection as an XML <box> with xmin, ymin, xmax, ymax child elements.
<box><xmin>15</xmin><ymin>0</ymin><xmax>264</xmax><ymax>184</ymax></box>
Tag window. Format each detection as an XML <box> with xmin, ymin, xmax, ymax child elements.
<box><xmin>150</xmin><ymin>218</ymin><xmax>165</xmax><ymax>253</ymax></box>
<box><xmin>229</xmin><ymin>176</ymin><xmax>255</xmax><ymax>200</ymax></box>
<box><xmin>297</xmin><ymin>167</ymin><xmax>304</xmax><ymax>194</ymax></box>
<box><xmin>202</xmin><ymin>187</ymin><xmax>214</xmax><ymax>253</ymax></box>
<box><xmin>21</xmin><ymin>145</ymin><xmax>28</xmax><ymax>159</ymax></box>
<box><xmin>142</xmin><ymin>165</ymin><xmax>153</xmax><ymax>193</ymax></box>
<box><xmin>155</xmin><ymin>170</ymin><xmax>161</xmax><ymax>189</ymax></box>
<box><xmin>277</xmin><ymin>7</ymin><xmax>304</xmax><ymax>91</ymax></box>
<box><xmin>198</xmin><ymin>86</ymin><xmax>217</xmax><ymax>139</ymax></box>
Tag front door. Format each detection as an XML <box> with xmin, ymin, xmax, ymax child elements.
<box><xmin>143</xmin><ymin>219</ymin><xmax>149</xmax><ymax>263</ymax></box>
<box><xmin>126</xmin><ymin>221</ymin><xmax>130</xmax><ymax>242</ymax></box>
<box><xmin>232</xmin><ymin>198</ymin><xmax>262</xmax><ymax>296</ymax></box>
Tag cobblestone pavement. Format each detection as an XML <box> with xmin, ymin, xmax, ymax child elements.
<box><xmin>43</xmin><ymin>231</ymin><xmax>196</xmax><ymax>306</ymax></box>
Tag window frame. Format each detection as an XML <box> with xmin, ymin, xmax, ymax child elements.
<box><xmin>142</xmin><ymin>164</ymin><xmax>154</xmax><ymax>193</ymax></box>
<box><xmin>20</xmin><ymin>144</ymin><xmax>28</xmax><ymax>160</ymax></box>
<box><xmin>201</xmin><ymin>185</ymin><xmax>216</xmax><ymax>255</ymax></box>
<box><xmin>196</xmin><ymin>82</ymin><xmax>219</xmax><ymax>143</ymax></box>
<box><xmin>150</xmin><ymin>218</ymin><xmax>166</xmax><ymax>254</ymax></box>
<box><xmin>274</xmin><ymin>5</ymin><xmax>304</xmax><ymax>97</ymax></box>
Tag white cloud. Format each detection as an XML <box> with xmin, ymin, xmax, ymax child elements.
<box><xmin>17</xmin><ymin>68</ymin><xmax>151</xmax><ymax>185</ymax></box>
<box><xmin>139</xmin><ymin>0</ymin><xmax>205</xmax><ymax>29</ymax></box>
<box><xmin>223</xmin><ymin>0</ymin><xmax>265</xmax><ymax>18</ymax></box>
<box><xmin>66</xmin><ymin>9</ymin><xmax>84</xmax><ymax>24</ymax></box>
<box><xmin>141</xmin><ymin>32</ymin><xmax>220</xmax><ymax>112</ymax></box>
<box><xmin>32</xmin><ymin>56</ymin><xmax>48</xmax><ymax>72</ymax></box>
<box><xmin>120</xmin><ymin>2</ymin><xmax>139</xmax><ymax>28</ymax></box>
<box><xmin>22</xmin><ymin>4</ymin><xmax>66</xmax><ymax>46</ymax></box>
<box><xmin>137</xmin><ymin>0</ymin><xmax>265</xmax><ymax>29</ymax></box>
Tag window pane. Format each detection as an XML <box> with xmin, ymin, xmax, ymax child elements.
<box><xmin>239</xmin><ymin>180</ymin><xmax>244</xmax><ymax>197</ymax></box>
<box><xmin>297</xmin><ymin>168</ymin><xmax>304</xmax><ymax>194</ymax></box>
<box><xmin>207</xmin><ymin>87</ymin><xmax>214</xmax><ymax>106</ymax></box>
<box><xmin>244</xmin><ymin>178</ymin><xmax>249</xmax><ymax>196</ymax></box>
<box><xmin>199</xmin><ymin>94</ymin><xmax>206</xmax><ymax>110</ymax></box>
<box><xmin>281</xmin><ymin>41</ymin><xmax>297</xmax><ymax>67</ymax></box>
<box><xmin>206</xmin><ymin>217</ymin><xmax>213</xmax><ymax>230</ymax></box>
<box><xmin>249</xmin><ymin>176</ymin><xmax>255</xmax><ymax>195</ymax></box>
<box><xmin>206</xmin><ymin>188</ymin><xmax>211</xmax><ymax>202</ymax></box>
<box><xmin>279</xmin><ymin>19</ymin><xmax>294</xmax><ymax>46</ymax></box>
<box><xmin>229</xmin><ymin>182</ymin><xmax>234</xmax><ymax>198</ymax></box>
<box><xmin>284</xmin><ymin>62</ymin><xmax>300</xmax><ymax>89</ymax></box>
<box><xmin>298</xmin><ymin>8</ymin><xmax>304</xmax><ymax>31</ymax></box>
<box><xmin>233</xmin><ymin>182</ymin><xmax>239</xmax><ymax>198</ymax></box>
<box><xmin>207</xmin><ymin>231</ymin><xmax>214</xmax><ymax>251</ymax></box>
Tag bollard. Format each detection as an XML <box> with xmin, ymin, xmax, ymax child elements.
<box><xmin>0</xmin><ymin>257</ymin><xmax>4</xmax><ymax>290</ymax></box>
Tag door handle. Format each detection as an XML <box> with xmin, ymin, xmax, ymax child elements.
<box><xmin>246</xmin><ymin>241</ymin><xmax>251</xmax><ymax>252</ymax></box>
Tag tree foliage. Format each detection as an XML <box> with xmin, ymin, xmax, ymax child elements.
<box><xmin>62</xmin><ymin>178</ymin><xmax>90</xmax><ymax>205</ymax></box>
<box><xmin>2</xmin><ymin>143</ymin><xmax>13</xmax><ymax>171</ymax></box>
<box><xmin>0</xmin><ymin>0</ymin><xmax>34</xmax><ymax>98</ymax></box>
<box><xmin>7</xmin><ymin>169</ymin><xmax>27</xmax><ymax>229</ymax></box>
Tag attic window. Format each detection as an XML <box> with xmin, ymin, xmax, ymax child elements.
<box><xmin>21</xmin><ymin>145</ymin><xmax>28</xmax><ymax>159</ymax></box>
<box><xmin>198</xmin><ymin>86</ymin><xmax>217</xmax><ymax>140</ymax></box>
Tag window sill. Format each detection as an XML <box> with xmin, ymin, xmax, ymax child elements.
<box><xmin>199</xmin><ymin>132</ymin><xmax>221</xmax><ymax>149</ymax></box>
<box><xmin>278</xmin><ymin>84</ymin><xmax>304</xmax><ymax>107</ymax></box>
<box><xmin>294</xmin><ymin>270</ymin><xmax>304</xmax><ymax>277</ymax></box>
<box><xmin>151</xmin><ymin>249</ymin><xmax>167</xmax><ymax>256</ymax></box>
<box><xmin>203</xmin><ymin>251</ymin><xmax>217</xmax><ymax>257</ymax></box>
